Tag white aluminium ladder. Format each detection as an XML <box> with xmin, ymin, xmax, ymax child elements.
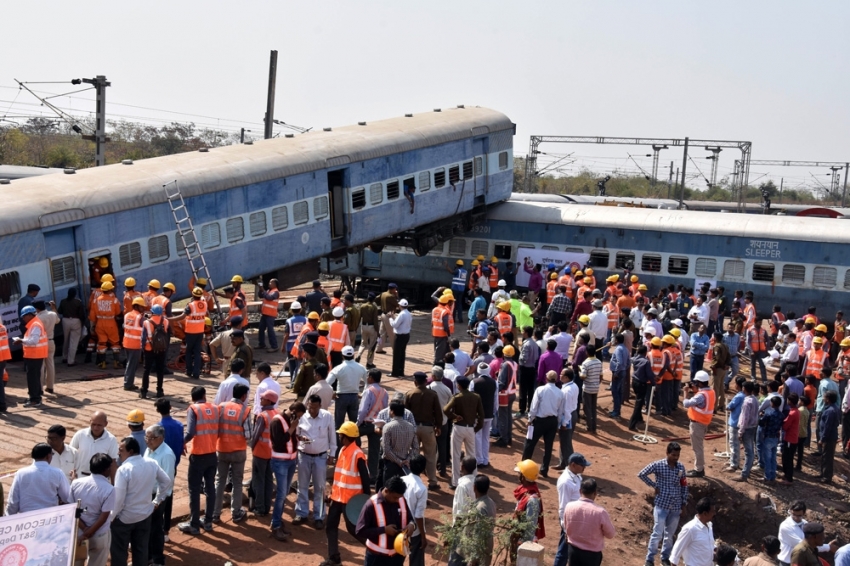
<box><xmin>163</xmin><ymin>180</ymin><xmax>224</xmax><ymax>324</ymax></box>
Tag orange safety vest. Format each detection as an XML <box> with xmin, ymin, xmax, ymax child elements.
<box><xmin>141</xmin><ymin>290</ymin><xmax>158</xmax><ymax>311</ymax></box>
<box><xmin>671</xmin><ymin>346</ymin><xmax>684</xmax><ymax>380</ymax></box>
<box><xmin>365</xmin><ymin>494</ymin><xmax>409</xmax><ymax>555</ymax></box>
<box><xmin>770</xmin><ymin>312</ymin><xmax>786</xmax><ymax>335</ymax></box>
<box><xmin>494</xmin><ymin>312</ymin><xmax>513</xmax><ymax>337</ymax></box>
<box><xmin>648</xmin><ymin>349</ymin><xmax>666</xmax><ymax>383</ymax></box>
<box><xmin>0</xmin><ymin>324</ymin><xmax>11</xmax><ymax>362</ymax></box>
<box><xmin>271</xmin><ymin>414</ymin><xmax>297</xmax><ymax>460</ymax></box>
<box><xmin>123</xmin><ymin>290</ymin><xmax>142</xmax><ymax>315</ymax></box>
<box><xmin>688</xmin><ymin>389</ymin><xmax>716</xmax><ymax>425</ymax></box>
<box><xmin>331</xmin><ymin>442</ymin><xmax>367</xmax><ymax>504</ymax></box>
<box><xmin>558</xmin><ymin>276</ymin><xmax>574</xmax><ymax>299</ymax></box>
<box><xmin>499</xmin><ymin>360</ymin><xmax>518</xmax><ymax>406</ymax></box>
<box><xmin>577</xmin><ymin>285</ymin><xmax>591</xmax><ymax>300</ymax></box>
<box><xmin>364</xmin><ymin>385</ymin><xmax>388</xmax><ymax>422</ymax></box>
<box><xmin>252</xmin><ymin>407</ymin><xmax>278</xmax><ymax>459</ymax></box>
<box><xmin>217</xmin><ymin>400</ymin><xmax>250</xmax><ymax>452</ymax></box>
<box><xmin>189</xmin><ymin>402</ymin><xmax>220</xmax><ymax>455</ymax></box>
<box><xmin>292</xmin><ymin>322</ymin><xmax>315</xmax><ymax>357</ymax></box>
<box><xmin>661</xmin><ymin>348</ymin><xmax>676</xmax><ymax>381</ymax></box>
<box><xmin>92</xmin><ymin>293</ymin><xmax>121</xmax><ymax>321</ymax></box>
<box><xmin>546</xmin><ymin>280</ymin><xmax>559</xmax><ymax>304</ymax></box>
<box><xmin>122</xmin><ymin>311</ymin><xmax>144</xmax><ymax>349</ymax></box>
<box><xmin>835</xmin><ymin>320</ymin><xmax>848</xmax><ymax>342</ymax></box>
<box><xmin>489</xmin><ymin>267</ymin><xmax>499</xmax><ymax>290</ymax></box>
<box><xmin>328</xmin><ymin>320</ymin><xmax>348</xmax><ymax>352</ymax></box>
<box><xmin>806</xmin><ymin>348</ymin><xmax>828</xmax><ymax>379</ymax></box>
<box><xmin>185</xmin><ymin>299</ymin><xmax>208</xmax><ymax>335</ymax></box>
<box><xmin>604</xmin><ymin>304</ymin><xmax>620</xmax><ymax>329</ymax></box>
<box><xmin>23</xmin><ymin>317</ymin><xmax>48</xmax><ymax>359</ymax></box>
<box><xmin>152</xmin><ymin>294</ymin><xmax>170</xmax><ymax>314</ymax></box>
<box><xmin>230</xmin><ymin>292</ymin><xmax>249</xmax><ymax>328</ymax></box>
<box><xmin>261</xmin><ymin>292</ymin><xmax>279</xmax><ymax>318</ymax></box>
<box><xmin>743</xmin><ymin>303</ymin><xmax>756</xmax><ymax>328</ymax></box>
<box><xmin>629</xmin><ymin>283</ymin><xmax>640</xmax><ymax>296</ymax></box>
<box><xmin>838</xmin><ymin>351</ymin><xmax>850</xmax><ymax>380</ymax></box>
<box><xmin>143</xmin><ymin>316</ymin><xmax>170</xmax><ymax>351</ymax></box>
<box><xmin>432</xmin><ymin>307</ymin><xmax>450</xmax><ymax>338</ymax></box>
<box><xmin>605</xmin><ymin>284</ymin><xmax>617</xmax><ymax>298</ymax></box>
<box><xmin>748</xmin><ymin>327</ymin><xmax>767</xmax><ymax>353</ymax></box>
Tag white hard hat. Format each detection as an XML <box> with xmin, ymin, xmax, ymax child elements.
<box><xmin>399</xmin><ymin>299</ymin><xmax>409</xmax><ymax>307</ymax></box>
<box><xmin>644</xmin><ymin>326</ymin><xmax>657</xmax><ymax>336</ymax></box>
<box><xmin>672</xmin><ymin>319</ymin><xmax>683</xmax><ymax>327</ymax></box>
<box><xmin>342</xmin><ymin>346</ymin><xmax>355</xmax><ymax>357</ymax></box>
<box><xmin>693</xmin><ymin>370</ymin><xmax>710</xmax><ymax>383</ymax></box>
<box><xmin>332</xmin><ymin>306</ymin><xmax>345</xmax><ymax>317</ymax></box>
<box><xmin>647</xmin><ymin>308</ymin><xmax>659</xmax><ymax>315</ymax></box>
<box><xmin>498</xmin><ymin>279</ymin><xmax>506</xmax><ymax>287</ymax></box>
<box><xmin>290</xmin><ymin>301</ymin><xmax>302</xmax><ymax>310</ymax></box>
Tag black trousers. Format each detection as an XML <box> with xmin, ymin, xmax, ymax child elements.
<box><xmin>782</xmin><ymin>441</ymin><xmax>797</xmax><ymax>482</ymax></box>
<box><xmin>110</xmin><ymin>515</ymin><xmax>152</xmax><ymax>566</ymax></box>
<box><xmin>161</xmin><ymin>488</ymin><xmax>174</xmax><ymax>533</ymax></box>
<box><xmin>795</xmin><ymin>438</ymin><xmax>806</xmax><ymax>470</ymax></box>
<box><xmin>326</xmin><ymin>500</ymin><xmax>359</xmax><ymax>560</ymax></box>
<box><xmin>25</xmin><ymin>358</ymin><xmax>43</xmax><ymax>402</ymax></box>
<box><xmin>364</xmin><ymin>550</ymin><xmax>404</xmax><ymax>566</ymax></box>
<box><xmin>437</xmin><ymin>420</ymin><xmax>451</xmax><ymax>473</ymax></box>
<box><xmin>842</xmin><ymin>412</ymin><xmax>850</xmax><ymax>453</ymax></box>
<box><xmin>628</xmin><ymin>380</ymin><xmax>648</xmax><ymax>430</ymax></box>
<box><xmin>521</xmin><ymin>415</ymin><xmax>558</xmax><ymax>473</ymax></box>
<box><xmin>822</xmin><ymin>440</ymin><xmax>837</xmax><ymax>481</ymax></box>
<box><xmin>188</xmin><ymin>452</ymin><xmax>217</xmax><ymax>527</ymax></box>
<box><xmin>392</xmin><ymin>333</ymin><xmax>410</xmax><ymax>376</ymax></box>
<box><xmin>184</xmin><ymin>333</ymin><xmax>203</xmax><ymax>379</ymax></box>
<box><xmin>142</xmin><ymin>350</ymin><xmax>166</xmax><ymax>393</ymax></box>
<box><xmin>518</xmin><ymin>366</ymin><xmax>537</xmax><ymax>414</ymax></box>
<box><xmin>383</xmin><ymin>459</ymin><xmax>404</xmax><ymax>485</ymax></box>
<box><xmin>567</xmin><ymin>544</ymin><xmax>603</xmax><ymax>566</ymax></box>
<box><xmin>149</xmin><ymin>500</ymin><xmax>166</xmax><ymax>565</ymax></box>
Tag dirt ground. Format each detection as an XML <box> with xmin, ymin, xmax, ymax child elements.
<box><xmin>2</xmin><ymin>287</ymin><xmax>850</xmax><ymax>566</ymax></box>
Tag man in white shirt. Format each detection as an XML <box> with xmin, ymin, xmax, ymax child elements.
<box><xmin>522</xmin><ymin>370</ymin><xmax>566</xmax><ymax>478</ymax></box>
<box><xmin>70</xmin><ymin>453</ymin><xmax>115</xmax><ymax>566</ymax></box>
<box><xmin>670</xmin><ymin>497</ymin><xmax>716</xmax><ymax>566</ymax></box>
<box><xmin>214</xmin><ymin>358</ymin><xmax>250</xmax><ymax>405</ymax></box>
<box><xmin>390</xmin><ymin>299</ymin><xmax>413</xmax><ymax>378</ymax></box>
<box><xmin>451</xmin><ymin>457</ymin><xmax>477</xmax><ymax>523</ymax></box>
<box><xmin>35</xmin><ymin>300</ymin><xmax>61</xmax><ymax>394</ymax></box>
<box><xmin>587</xmin><ymin>300</ymin><xmax>609</xmax><ymax>353</ymax></box>
<box><xmin>6</xmin><ymin>442</ymin><xmax>71</xmax><ymax>515</ymax></box>
<box><xmin>252</xmin><ymin>362</ymin><xmax>281</xmax><ymax>416</ymax></box>
<box><xmin>306</xmin><ymin>363</ymin><xmax>334</xmax><ymax>410</ymax></box>
<box><xmin>556</xmin><ymin>369</ymin><xmax>580</xmax><ymax>469</ymax></box>
<box><xmin>777</xmin><ymin>500</ymin><xmax>836</xmax><ymax>566</ymax></box>
<box><xmin>428</xmin><ymin>366</ymin><xmax>454</xmax><ymax>477</ymax></box>
<box><xmin>545</xmin><ymin>325</ymin><xmax>573</xmax><ymax>363</ymax></box>
<box><xmin>47</xmin><ymin>424</ymin><xmax>78</xmax><ymax>481</ymax></box>
<box><xmin>110</xmin><ymin>436</ymin><xmax>172</xmax><ymax>566</ymax></box>
<box><xmin>687</xmin><ymin>297</ymin><xmax>710</xmax><ymax>331</ymax></box>
<box><xmin>402</xmin><ymin>455</ymin><xmax>429</xmax><ymax>566</ymax></box>
<box><xmin>780</xmin><ymin>333</ymin><xmax>800</xmax><ymax>376</ymax></box>
<box><xmin>554</xmin><ymin>453</ymin><xmax>589</xmax><ymax>566</ymax></box>
<box><xmin>327</xmin><ymin>346</ymin><xmax>367</xmax><ymax>428</ymax></box>
<box><xmin>294</xmin><ymin>394</ymin><xmax>337</xmax><ymax>528</ymax></box>
<box><xmin>144</xmin><ymin>425</ymin><xmax>176</xmax><ymax>566</ymax></box>
<box><xmin>71</xmin><ymin>411</ymin><xmax>119</xmax><ymax>476</ymax></box>
<box><xmin>451</xmin><ymin>340</ymin><xmax>474</xmax><ymax>376</ymax></box>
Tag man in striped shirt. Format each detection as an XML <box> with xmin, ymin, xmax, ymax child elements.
<box><xmin>580</xmin><ymin>345</ymin><xmax>603</xmax><ymax>434</ymax></box>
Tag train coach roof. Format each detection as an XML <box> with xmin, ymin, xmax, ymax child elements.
<box><xmin>492</xmin><ymin>199</ymin><xmax>842</xmax><ymax>244</ymax></box>
<box><xmin>3</xmin><ymin>106</ymin><xmax>513</xmax><ymax>236</ymax></box>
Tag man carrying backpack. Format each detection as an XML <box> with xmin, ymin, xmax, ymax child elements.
<box><xmin>141</xmin><ymin>304</ymin><xmax>171</xmax><ymax>399</ymax></box>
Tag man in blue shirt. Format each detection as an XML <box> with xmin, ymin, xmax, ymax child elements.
<box><xmin>722</xmin><ymin>326</ymin><xmax>741</xmax><ymax>387</ymax></box>
<box><xmin>608</xmin><ymin>334</ymin><xmax>629</xmax><ymax>418</ymax></box>
<box><xmin>467</xmin><ymin>289</ymin><xmax>487</xmax><ymax>331</ymax></box>
<box><xmin>638</xmin><ymin>442</ymin><xmax>688</xmax><ymax>566</ymax></box>
<box><xmin>759</xmin><ymin>396</ymin><xmax>784</xmax><ymax>484</ymax></box>
<box><xmin>818</xmin><ymin>390</ymin><xmax>840</xmax><ymax>484</ymax></box>
<box><xmin>448</xmin><ymin>260</ymin><xmax>468</xmax><ymax>323</ymax></box>
<box><xmin>155</xmin><ymin>397</ymin><xmax>184</xmax><ymax>542</ymax></box>
<box><xmin>724</xmin><ymin>377</ymin><xmax>747</xmax><ymax>473</ymax></box>
<box><xmin>688</xmin><ymin>324</ymin><xmax>710</xmax><ymax>379</ymax></box>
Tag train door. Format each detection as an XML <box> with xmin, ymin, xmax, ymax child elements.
<box><xmin>327</xmin><ymin>169</ymin><xmax>348</xmax><ymax>243</ymax></box>
<box><xmin>43</xmin><ymin>227</ymin><xmax>82</xmax><ymax>301</ymax></box>
<box><xmin>473</xmin><ymin>136</ymin><xmax>489</xmax><ymax>197</ymax></box>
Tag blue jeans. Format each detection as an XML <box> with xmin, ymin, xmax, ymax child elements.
<box><xmin>554</xmin><ymin>527</ymin><xmax>569</xmax><ymax>566</ymax></box>
<box><xmin>725</xmin><ymin>356</ymin><xmax>739</xmax><ymax>387</ymax></box>
<box><xmin>741</xmin><ymin>427</ymin><xmax>757</xmax><ymax>477</ymax></box>
<box><xmin>762</xmin><ymin>436</ymin><xmax>779</xmax><ymax>480</ymax></box>
<box><xmin>690</xmin><ymin>354</ymin><xmax>705</xmax><ymax>379</ymax></box>
<box><xmin>258</xmin><ymin>315</ymin><xmax>278</xmax><ymax>349</ymax></box>
<box><xmin>184</xmin><ymin>333</ymin><xmax>203</xmax><ymax>379</ymax></box>
<box><xmin>271</xmin><ymin>458</ymin><xmax>297</xmax><ymax>528</ymax></box>
<box><xmin>646</xmin><ymin>507</ymin><xmax>681</xmax><ymax>563</ymax></box>
<box><xmin>611</xmin><ymin>371</ymin><xmax>625</xmax><ymax>414</ymax></box>
<box><xmin>296</xmin><ymin>452</ymin><xmax>328</xmax><ymax>520</ymax></box>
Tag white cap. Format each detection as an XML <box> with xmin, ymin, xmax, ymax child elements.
<box><xmin>342</xmin><ymin>345</ymin><xmax>355</xmax><ymax>357</ymax></box>
<box><xmin>644</xmin><ymin>326</ymin><xmax>657</xmax><ymax>336</ymax></box>
<box><xmin>498</xmin><ymin>279</ymin><xmax>506</xmax><ymax>287</ymax></box>
<box><xmin>477</xmin><ymin>362</ymin><xmax>490</xmax><ymax>376</ymax></box>
<box><xmin>332</xmin><ymin>306</ymin><xmax>345</xmax><ymax>317</ymax></box>
<box><xmin>693</xmin><ymin>370</ymin><xmax>710</xmax><ymax>383</ymax></box>
<box><xmin>290</xmin><ymin>301</ymin><xmax>302</xmax><ymax>310</ymax></box>
<box><xmin>672</xmin><ymin>319</ymin><xmax>683</xmax><ymax>327</ymax></box>
<box><xmin>647</xmin><ymin>307</ymin><xmax>659</xmax><ymax>315</ymax></box>
<box><xmin>399</xmin><ymin>299</ymin><xmax>409</xmax><ymax>307</ymax></box>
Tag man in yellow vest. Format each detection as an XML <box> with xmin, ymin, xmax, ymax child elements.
<box><xmin>683</xmin><ymin>371</ymin><xmax>715</xmax><ymax>478</ymax></box>
<box><xmin>15</xmin><ymin>306</ymin><xmax>48</xmax><ymax>407</ymax></box>
<box><xmin>214</xmin><ymin>382</ymin><xmax>251</xmax><ymax>523</ymax></box>
<box><xmin>122</xmin><ymin>297</ymin><xmax>146</xmax><ymax>392</ymax></box>
<box><xmin>168</xmin><ymin>288</ymin><xmax>208</xmax><ymax>380</ymax></box>
<box><xmin>322</xmin><ymin>421</ymin><xmax>370</xmax><ymax>566</ymax></box>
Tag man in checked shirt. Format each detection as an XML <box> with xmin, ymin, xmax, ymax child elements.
<box><xmin>638</xmin><ymin>442</ymin><xmax>689</xmax><ymax>566</ymax></box>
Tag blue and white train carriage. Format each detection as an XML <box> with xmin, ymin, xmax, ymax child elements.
<box><xmin>336</xmin><ymin>197</ymin><xmax>849</xmax><ymax>317</ymax></box>
<box><xmin>0</xmin><ymin>106</ymin><xmax>514</xmax><ymax>336</ymax></box>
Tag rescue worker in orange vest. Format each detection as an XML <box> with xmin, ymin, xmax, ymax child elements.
<box><xmin>327</xmin><ymin>307</ymin><xmax>351</xmax><ymax>368</ymax></box>
<box><xmin>14</xmin><ymin>305</ymin><xmax>47</xmax><ymax>407</ymax></box>
<box><xmin>214</xmin><ymin>382</ymin><xmax>251</xmax><ymax>523</ymax></box>
<box><xmin>0</xmin><ymin>317</ymin><xmax>10</xmax><ymax>412</ymax></box>
<box><xmin>573</xmin><ymin>270</ymin><xmax>584</xmax><ymax>289</ymax></box>
<box><xmin>798</xmin><ymin>318</ymin><xmax>816</xmax><ymax>357</ymax></box>
<box><xmin>558</xmin><ymin>270</ymin><xmax>574</xmax><ymax>301</ymax></box>
<box><xmin>668</xmin><ymin>333</ymin><xmax>685</xmax><ymax>411</ymax></box>
<box><xmin>604</xmin><ymin>275</ymin><xmax>619</xmax><ymax>300</ymax></box>
<box><xmin>602</xmin><ymin>295</ymin><xmax>620</xmax><ymax>357</ymax></box>
<box><xmin>122</xmin><ymin>296</ymin><xmax>146</xmax><ymax>392</ymax></box>
<box><xmin>194</xmin><ymin>278</ymin><xmax>217</xmax><ymax>315</ymax></box>
<box><xmin>836</xmin><ymin>338</ymin><xmax>850</xmax><ymax>401</ymax></box>
<box><xmin>121</xmin><ymin>277</ymin><xmax>142</xmax><ymax>315</ymax></box>
<box><xmin>256</xmin><ymin>279</ymin><xmax>280</xmax><ymax>353</ymax></box>
<box><xmin>832</xmin><ymin>311</ymin><xmax>847</xmax><ymax>363</ymax></box>
<box><xmin>585</xmin><ymin>267</ymin><xmax>596</xmax><ymax>289</ymax></box>
<box><xmin>323</xmin><ymin>421</ymin><xmax>371</xmax><ymax>566</ymax></box>
<box><xmin>90</xmin><ymin>280</ymin><xmax>122</xmax><ymax>370</ymax></box>
<box><xmin>683</xmin><ymin>371</ymin><xmax>715</xmax><ymax>478</ymax></box>
<box><xmin>660</xmin><ymin>335</ymin><xmax>679</xmax><ymax>415</ymax></box>
<box><xmin>635</xmin><ymin>283</ymin><xmax>648</xmax><ymax>303</ymax></box>
<box><xmin>85</xmin><ymin>274</ymin><xmax>113</xmax><ymax>363</ymax></box>
<box><xmin>746</xmin><ymin>317</ymin><xmax>769</xmax><ymax>383</ymax></box>
<box><xmin>770</xmin><ymin>305</ymin><xmax>786</xmax><ymax>345</ymax></box>
<box><xmin>801</xmin><ymin>336</ymin><xmax>831</xmax><ymax>381</ymax></box>
<box><xmin>141</xmin><ymin>304</ymin><xmax>171</xmax><ymax>399</ymax></box>
<box><xmin>169</xmin><ymin>287</ymin><xmax>208</xmax><ymax>380</ymax></box>
<box><xmin>142</xmin><ymin>279</ymin><xmax>161</xmax><ymax>312</ymax></box>
<box><xmin>629</xmin><ymin>275</ymin><xmax>640</xmax><ymax>296</ymax></box>
<box><xmin>648</xmin><ymin>337</ymin><xmax>670</xmax><ymax>415</ymax></box>
<box><xmin>488</xmin><ymin>256</ymin><xmax>500</xmax><ymax>290</ymax></box>
<box><xmin>742</xmin><ymin>293</ymin><xmax>757</xmax><ymax>330</ymax></box>
<box><xmin>432</xmin><ymin>294</ymin><xmax>454</xmax><ymax>365</ymax></box>
<box><xmin>152</xmin><ymin>282</ymin><xmax>175</xmax><ymax>318</ymax></box>
<box><xmin>545</xmin><ymin>272</ymin><xmax>559</xmax><ymax>307</ymax></box>
<box><xmin>268</xmin><ymin>401</ymin><xmax>305</xmax><ymax>541</ymax></box>
<box><xmin>814</xmin><ymin>323</ymin><xmax>831</xmax><ymax>359</ymax></box>
<box><xmin>578</xmin><ymin>277</ymin><xmax>593</xmax><ymax>300</ymax></box>
<box><xmin>217</xmin><ymin>276</ymin><xmax>249</xmax><ymax>329</ymax></box>
<box><xmin>494</xmin><ymin>301</ymin><xmax>515</xmax><ymax>339</ymax></box>
<box><xmin>249</xmin><ymin>389</ymin><xmax>280</xmax><ymax>517</ymax></box>
<box><xmin>178</xmin><ymin>385</ymin><xmax>220</xmax><ymax>536</ymax></box>
<box><xmin>88</xmin><ymin>273</ymin><xmax>112</xmax><ymax>311</ymax></box>
<box><xmin>355</xmin><ymin>475</ymin><xmax>414</xmax><ymax>566</ymax></box>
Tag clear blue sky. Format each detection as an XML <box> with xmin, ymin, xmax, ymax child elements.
<box><xmin>2</xmin><ymin>1</ymin><xmax>848</xmax><ymax>189</ymax></box>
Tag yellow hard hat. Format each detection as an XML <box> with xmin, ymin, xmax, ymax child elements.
<box><xmin>148</xmin><ymin>279</ymin><xmax>161</xmax><ymax>289</ymax></box>
<box><xmin>100</xmin><ymin>281</ymin><xmax>114</xmax><ymax>291</ymax></box>
<box><xmin>442</xmin><ymin>288</ymin><xmax>455</xmax><ymax>296</ymax></box>
<box><xmin>609</xmin><ymin>274</ymin><xmax>620</xmax><ymax>282</ymax></box>
<box><xmin>192</xmin><ymin>287</ymin><xmax>204</xmax><ymax>297</ymax></box>
<box><xmin>490</xmin><ymin>256</ymin><xmax>498</xmax><ymax>264</ymax></box>
<box><xmin>841</xmin><ymin>338</ymin><xmax>850</xmax><ymax>348</ymax></box>
<box><xmin>100</xmin><ymin>273</ymin><xmax>114</xmax><ymax>283</ymax></box>
<box><xmin>231</xmin><ymin>275</ymin><xmax>244</xmax><ymax>283</ymax></box>
<box><xmin>394</xmin><ymin>534</ymin><xmax>410</xmax><ymax>557</ymax></box>
<box><xmin>575</xmin><ymin>270</ymin><xmax>583</xmax><ymax>277</ymax></box>
<box><xmin>124</xmin><ymin>277</ymin><xmax>136</xmax><ymax>287</ymax></box>
<box><xmin>630</xmin><ymin>275</ymin><xmax>639</xmax><ymax>282</ymax></box>
<box><xmin>196</xmin><ymin>277</ymin><xmax>208</xmax><ymax>286</ymax></box>
<box><xmin>516</xmin><ymin>459</ymin><xmax>540</xmax><ymax>481</ymax></box>
<box><xmin>318</xmin><ymin>321</ymin><xmax>330</xmax><ymax>331</ymax></box>
<box><xmin>815</xmin><ymin>324</ymin><xmax>828</xmax><ymax>333</ymax></box>
<box><xmin>606</xmin><ymin>275</ymin><xmax>616</xmax><ymax>283</ymax></box>
<box><xmin>638</xmin><ymin>284</ymin><xmax>648</xmax><ymax>291</ymax></box>
<box><xmin>308</xmin><ymin>311</ymin><xmax>320</xmax><ymax>320</ymax></box>
<box><xmin>805</xmin><ymin>317</ymin><xmax>816</xmax><ymax>324</ymax></box>
<box><xmin>669</xmin><ymin>328</ymin><xmax>681</xmax><ymax>338</ymax></box>
<box><xmin>471</xmin><ymin>260</ymin><xmax>480</xmax><ymax>266</ymax></box>
<box><xmin>662</xmin><ymin>335</ymin><xmax>676</xmax><ymax>345</ymax></box>
<box><xmin>163</xmin><ymin>282</ymin><xmax>176</xmax><ymax>292</ymax></box>
<box><xmin>132</xmin><ymin>297</ymin><xmax>146</xmax><ymax>307</ymax></box>
<box><xmin>583</xmin><ymin>277</ymin><xmax>592</xmax><ymax>284</ymax></box>
<box><xmin>578</xmin><ymin>315</ymin><xmax>590</xmax><ymax>324</ymax></box>
<box><xmin>439</xmin><ymin>295</ymin><xmax>451</xmax><ymax>304</ymax></box>
<box><xmin>813</xmin><ymin>336</ymin><xmax>824</xmax><ymax>345</ymax></box>
<box><xmin>585</xmin><ymin>268</ymin><xmax>594</xmax><ymax>275</ymax></box>
<box><xmin>476</xmin><ymin>255</ymin><xmax>485</xmax><ymax>262</ymax></box>
<box><xmin>651</xmin><ymin>337</ymin><xmax>663</xmax><ymax>347</ymax></box>
<box><xmin>455</xmin><ymin>260</ymin><xmax>464</xmax><ymax>266</ymax></box>
<box><xmin>204</xmin><ymin>317</ymin><xmax>213</xmax><ymax>326</ymax></box>
<box><xmin>98</xmin><ymin>257</ymin><xmax>109</xmax><ymax>268</ymax></box>
<box><xmin>498</xmin><ymin>301</ymin><xmax>512</xmax><ymax>312</ymax></box>
<box><xmin>571</xmin><ymin>266</ymin><xmax>578</xmax><ymax>273</ymax></box>
<box><xmin>503</xmin><ymin>345</ymin><xmax>515</xmax><ymax>357</ymax></box>
<box><xmin>336</xmin><ymin>421</ymin><xmax>360</xmax><ymax>438</ymax></box>
<box><xmin>126</xmin><ymin>409</ymin><xmax>145</xmax><ymax>425</ymax></box>
<box><xmin>549</xmin><ymin>272</ymin><xmax>558</xmax><ymax>280</ymax></box>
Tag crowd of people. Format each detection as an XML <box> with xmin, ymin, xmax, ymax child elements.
<box><xmin>2</xmin><ymin>256</ymin><xmax>850</xmax><ymax>566</ymax></box>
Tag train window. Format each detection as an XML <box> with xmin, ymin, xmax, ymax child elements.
<box><xmin>813</xmin><ymin>267</ymin><xmax>837</xmax><ymax>289</ymax></box>
<box><xmin>272</xmin><ymin>206</ymin><xmax>289</xmax><ymax>231</ymax></box>
<box><xmin>369</xmin><ymin>183</ymin><xmax>383</xmax><ymax>205</ymax></box>
<box><xmin>518</xmin><ymin>244</ymin><xmax>535</xmax><ymax>250</ymax></box>
<box><xmin>434</xmin><ymin>169</ymin><xmax>446</xmax><ymax>188</ymax></box>
<box><xmin>844</xmin><ymin>270</ymin><xmax>850</xmax><ymax>290</ymax></box>
<box><xmin>542</xmin><ymin>245</ymin><xmax>560</xmax><ymax>251</ymax></box>
<box><xmin>176</xmin><ymin>230</ymin><xmax>197</xmax><ymax>257</ymax></box>
<box><xmin>293</xmin><ymin>201</ymin><xmax>310</xmax><ymax>225</ymax></box>
<box><xmin>250</xmin><ymin>212</ymin><xmax>267</xmax><ymax>237</ymax></box>
<box><xmin>351</xmin><ymin>188</ymin><xmax>367</xmax><ymax>210</ymax></box>
<box><xmin>723</xmin><ymin>260</ymin><xmax>745</xmax><ymax>279</ymax></box>
<box><xmin>589</xmin><ymin>250</ymin><xmax>610</xmax><ymax>268</ymax></box>
<box><xmin>615</xmin><ymin>252</ymin><xmax>635</xmax><ymax>270</ymax></box>
<box><xmin>494</xmin><ymin>244</ymin><xmax>512</xmax><ymax>260</ymax></box>
<box><xmin>499</xmin><ymin>152</ymin><xmax>509</xmax><ymax>171</ymax></box>
<box><xmin>119</xmin><ymin>242</ymin><xmax>142</xmax><ymax>270</ymax></box>
<box><xmin>668</xmin><ymin>256</ymin><xmax>689</xmax><ymax>275</ymax></box>
<box><xmin>695</xmin><ymin>258</ymin><xmax>716</xmax><ymax>278</ymax></box>
<box><xmin>448</xmin><ymin>239</ymin><xmax>466</xmax><ymax>256</ymax></box>
<box><xmin>226</xmin><ymin>217</ymin><xmax>244</xmax><ymax>243</ymax></box>
<box><xmin>781</xmin><ymin>264</ymin><xmax>805</xmax><ymax>285</ymax></box>
<box><xmin>462</xmin><ymin>161</ymin><xmax>473</xmax><ymax>180</ymax></box>
<box><xmin>752</xmin><ymin>263</ymin><xmax>775</xmax><ymax>282</ymax></box>
<box><xmin>148</xmin><ymin>235</ymin><xmax>170</xmax><ymax>263</ymax></box>
<box><xmin>419</xmin><ymin>171</ymin><xmax>430</xmax><ymax>192</ymax></box>
<box><xmin>314</xmin><ymin>196</ymin><xmax>329</xmax><ymax>220</ymax></box>
<box><xmin>51</xmin><ymin>256</ymin><xmax>76</xmax><ymax>286</ymax></box>
<box><xmin>386</xmin><ymin>180</ymin><xmax>400</xmax><ymax>200</ymax></box>
<box><xmin>449</xmin><ymin>166</ymin><xmax>460</xmax><ymax>185</ymax></box>
<box><xmin>474</xmin><ymin>157</ymin><xmax>483</xmax><ymax>177</ymax></box>
<box><xmin>0</xmin><ymin>271</ymin><xmax>20</xmax><ymax>304</ymax></box>
<box><xmin>471</xmin><ymin>240</ymin><xmax>489</xmax><ymax>258</ymax></box>
<box><xmin>565</xmin><ymin>247</ymin><xmax>583</xmax><ymax>254</ymax></box>
<box><xmin>200</xmin><ymin>223</ymin><xmax>221</xmax><ymax>249</ymax></box>
<box><xmin>641</xmin><ymin>254</ymin><xmax>662</xmax><ymax>272</ymax></box>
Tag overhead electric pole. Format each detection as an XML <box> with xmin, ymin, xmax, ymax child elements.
<box><xmin>74</xmin><ymin>76</ymin><xmax>110</xmax><ymax>166</ymax></box>
<box><xmin>264</xmin><ymin>50</ymin><xmax>278</xmax><ymax>139</ymax></box>
<box><xmin>678</xmin><ymin>137</ymin><xmax>689</xmax><ymax>208</ymax></box>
